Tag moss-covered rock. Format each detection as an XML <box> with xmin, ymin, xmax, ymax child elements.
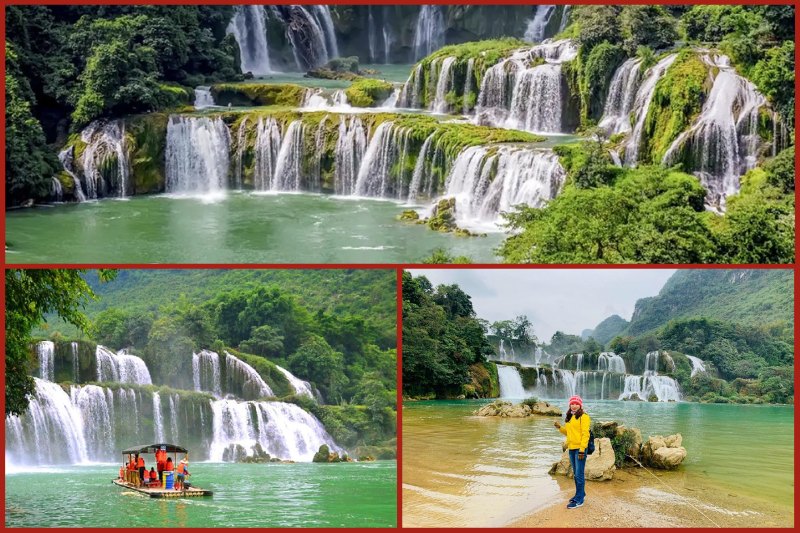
<box><xmin>125</xmin><ymin>113</ymin><xmax>169</xmax><ymax>194</ymax></box>
<box><xmin>344</xmin><ymin>78</ymin><xmax>395</xmax><ymax>107</ymax></box>
<box><xmin>466</xmin><ymin>362</ymin><xmax>500</xmax><ymax>398</ymax></box>
<box><xmin>210</xmin><ymin>83</ymin><xmax>306</xmax><ymax>107</ymax></box>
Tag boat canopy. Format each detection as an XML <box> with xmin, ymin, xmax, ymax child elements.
<box><xmin>121</xmin><ymin>444</ymin><xmax>188</xmax><ymax>455</ymax></box>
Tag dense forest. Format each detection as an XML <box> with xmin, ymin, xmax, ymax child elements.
<box><xmin>9</xmin><ymin>269</ymin><xmax>397</xmax><ymax>456</ymax></box>
<box><xmin>402</xmin><ymin>270</ymin><xmax>793</xmax><ymax>403</ymax></box>
<box><xmin>6</xmin><ymin>4</ymin><xmax>794</xmax><ymax>264</ymax></box>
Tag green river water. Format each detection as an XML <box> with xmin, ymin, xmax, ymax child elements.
<box><xmin>402</xmin><ymin>400</ymin><xmax>793</xmax><ymax>527</ymax></box>
<box><xmin>6</xmin><ymin>193</ymin><xmax>502</xmax><ymax>264</ymax></box>
<box><xmin>5</xmin><ymin>461</ymin><xmax>396</xmax><ymax>527</ymax></box>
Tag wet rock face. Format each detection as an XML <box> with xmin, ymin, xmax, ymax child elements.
<box><xmin>474</xmin><ymin>400</ymin><xmax>562</xmax><ymax>418</ymax></box>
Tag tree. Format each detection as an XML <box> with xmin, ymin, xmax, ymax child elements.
<box><xmin>240</xmin><ymin>324</ymin><xmax>284</xmax><ymax>358</ymax></box>
<box><xmin>619</xmin><ymin>6</ymin><xmax>677</xmax><ymax>55</ymax></box>
<box><xmin>288</xmin><ymin>335</ymin><xmax>348</xmax><ymax>403</ymax></box>
<box><xmin>512</xmin><ymin>315</ymin><xmax>537</xmax><ymax>346</ymax></box>
<box><xmin>5</xmin><ymin>269</ymin><xmax>116</xmax><ymax>415</ymax></box>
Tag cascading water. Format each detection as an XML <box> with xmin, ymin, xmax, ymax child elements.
<box><xmin>475</xmin><ymin>40</ymin><xmax>578</xmax><ymax>134</ymax></box>
<box><xmin>524</xmin><ymin>5</ymin><xmax>556</xmax><ymax>43</ymax></box>
<box><xmin>431</xmin><ymin>57</ymin><xmax>457</xmax><ymax>114</ymax></box>
<box><xmin>497</xmin><ymin>365</ymin><xmax>527</xmax><ymax>399</ymax></box>
<box><xmin>224</xmin><ymin>351</ymin><xmax>274</xmax><ymax>399</ymax></box>
<box><xmin>619</xmin><ymin>351</ymin><xmax>681</xmax><ymax>402</ymax></box>
<box><xmin>232</xmin><ymin>118</ymin><xmax>249</xmax><ymax>189</ymax></box>
<box><xmin>354</xmin><ymin>122</ymin><xmax>412</xmax><ymax>198</ymax></box>
<box><xmin>193</xmin><ymin>350</ymin><xmax>222</xmax><ymax>397</ymax></box>
<box><xmin>194</xmin><ymin>86</ymin><xmax>217</xmax><ymax>109</ymax></box>
<box><xmin>36</xmin><ymin>341</ymin><xmax>55</xmax><ymax>382</ymax></box>
<box><xmin>597</xmin><ymin>352</ymin><xmax>626</xmax><ymax>374</ymax></box>
<box><xmin>334</xmin><ymin>116</ymin><xmax>368</xmax><ymax>195</ymax></box>
<box><xmin>397</xmin><ymin>65</ymin><xmax>423</xmax><ymax>109</ymax></box>
<box><xmin>275</xmin><ymin>365</ymin><xmax>316</xmax><ymax>400</ymax></box>
<box><xmin>165</xmin><ymin>116</ymin><xmax>231</xmax><ymax>196</ymax></box>
<box><xmin>228</xmin><ymin>5</ymin><xmax>272</xmax><ymax>75</ymax></box>
<box><xmin>441</xmin><ymin>146</ymin><xmax>566</xmax><ymax>228</ymax></box>
<box><xmin>662</xmin><ymin>54</ymin><xmax>768</xmax><ymax>208</ymax></box>
<box><xmin>80</xmin><ymin>120</ymin><xmax>130</xmax><ymax>198</ymax></box>
<box><xmin>686</xmin><ymin>355</ymin><xmax>707</xmax><ymax>377</ymax></box>
<box><xmin>71</xmin><ymin>342</ymin><xmax>80</xmax><ymax>383</ymax></box>
<box><xmin>272</xmin><ymin>121</ymin><xmax>306</xmax><ymax>191</ymax></box>
<box><xmin>58</xmin><ymin>147</ymin><xmax>86</xmax><ymax>202</ymax></box>
<box><xmin>72</xmin><ymin>385</ymin><xmax>115</xmax><ymax>459</ymax></box>
<box><xmin>253</xmin><ymin>117</ymin><xmax>283</xmax><ymax>191</ymax></box>
<box><xmin>51</xmin><ymin>178</ymin><xmax>63</xmax><ymax>202</ymax></box>
<box><xmin>462</xmin><ymin>58</ymin><xmax>475</xmax><ymax>114</ymax></box>
<box><xmin>95</xmin><ymin>345</ymin><xmax>152</xmax><ymax>385</ymax></box>
<box><xmin>368</xmin><ymin>6</ymin><xmax>378</xmax><ymax>63</ymax></box>
<box><xmin>5</xmin><ymin>378</ymin><xmax>89</xmax><ymax>466</ymax></box>
<box><xmin>623</xmin><ymin>53</ymin><xmax>678</xmax><ymax>166</ymax></box>
<box><xmin>413</xmin><ymin>5</ymin><xmax>445</xmax><ymax>61</ymax></box>
<box><xmin>209</xmin><ymin>400</ymin><xmax>338</xmax><ymax>462</ymax></box>
<box><xmin>152</xmin><ymin>391</ymin><xmax>165</xmax><ymax>442</ymax></box>
<box><xmin>558</xmin><ymin>6</ymin><xmax>571</xmax><ymax>32</ymax></box>
<box><xmin>407</xmin><ymin>133</ymin><xmax>438</xmax><ymax>202</ymax></box>
<box><xmin>598</xmin><ymin>58</ymin><xmax>642</xmax><ymax>135</ymax></box>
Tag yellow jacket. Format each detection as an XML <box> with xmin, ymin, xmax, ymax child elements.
<box><xmin>559</xmin><ymin>412</ymin><xmax>591</xmax><ymax>451</ymax></box>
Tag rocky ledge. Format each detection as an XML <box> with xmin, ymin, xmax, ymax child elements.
<box><xmin>474</xmin><ymin>399</ymin><xmax>562</xmax><ymax>417</ymax></box>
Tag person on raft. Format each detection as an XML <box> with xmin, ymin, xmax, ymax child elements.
<box><xmin>553</xmin><ymin>395</ymin><xmax>591</xmax><ymax>509</ymax></box>
<box><xmin>176</xmin><ymin>457</ymin><xmax>190</xmax><ymax>490</ymax></box>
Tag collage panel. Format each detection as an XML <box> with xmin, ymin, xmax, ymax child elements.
<box><xmin>4</xmin><ymin>268</ymin><xmax>398</xmax><ymax>527</ymax></box>
<box><xmin>401</xmin><ymin>268</ymin><xmax>794</xmax><ymax>527</ymax></box>
<box><xmin>4</xmin><ymin>3</ymin><xmax>794</xmax><ymax>264</ymax></box>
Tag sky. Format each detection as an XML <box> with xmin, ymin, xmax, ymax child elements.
<box><xmin>407</xmin><ymin>269</ymin><xmax>677</xmax><ymax>341</ymax></box>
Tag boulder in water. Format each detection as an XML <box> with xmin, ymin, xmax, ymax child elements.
<box><xmin>642</xmin><ymin>434</ymin><xmax>687</xmax><ymax>470</ymax></box>
<box><xmin>549</xmin><ymin>438</ymin><xmax>616</xmax><ymax>481</ymax></box>
<box><xmin>474</xmin><ymin>400</ymin><xmax>561</xmax><ymax>418</ymax></box>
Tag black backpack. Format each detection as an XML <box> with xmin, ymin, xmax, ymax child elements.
<box><xmin>587</xmin><ymin>430</ymin><xmax>595</xmax><ymax>455</ymax></box>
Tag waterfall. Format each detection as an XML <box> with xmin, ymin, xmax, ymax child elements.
<box><xmin>253</xmin><ymin>117</ymin><xmax>283</xmax><ymax>191</ymax></box>
<box><xmin>165</xmin><ymin>116</ymin><xmax>231</xmax><ymax>196</ymax></box>
<box><xmin>310</xmin><ymin>5</ymin><xmax>339</xmax><ymax>59</ymax></box>
<box><xmin>224</xmin><ymin>351</ymin><xmax>274</xmax><ymax>399</ymax></box>
<box><xmin>72</xmin><ymin>385</ymin><xmax>115</xmax><ymax>459</ymax></box>
<box><xmin>272</xmin><ymin>121</ymin><xmax>306</xmax><ymax>191</ymax></box>
<box><xmin>383</xmin><ymin>24</ymin><xmax>392</xmax><ymax>64</ymax></box>
<box><xmin>58</xmin><ymin>147</ymin><xmax>86</xmax><ymax>202</ymax></box>
<box><xmin>71</xmin><ymin>342</ymin><xmax>80</xmax><ymax>383</ymax></box>
<box><xmin>95</xmin><ymin>345</ymin><xmax>152</xmax><ymax>385</ymax></box>
<box><xmin>51</xmin><ymin>177</ymin><xmax>63</xmax><ymax>202</ymax></box>
<box><xmin>497</xmin><ymin>365</ymin><xmax>527</xmax><ymax>399</ymax></box>
<box><xmin>662</xmin><ymin>54</ymin><xmax>767</xmax><ymax>208</ymax></box>
<box><xmin>442</xmin><ymin>146</ymin><xmax>566</xmax><ymax>227</ymax></box>
<box><xmin>228</xmin><ymin>5</ymin><xmax>272</xmax><ymax>75</ymax></box>
<box><xmin>209</xmin><ymin>400</ymin><xmax>338</xmax><ymax>462</ymax></box>
<box><xmin>686</xmin><ymin>355</ymin><xmax>707</xmax><ymax>377</ymax></box>
<box><xmin>193</xmin><ymin>350</ymin><xmax>223</xmax><ymax>397</ymax></box>
<box><xmin>558</xmin><ymin>6</ymin><xmax>571</xmax><ymax>32</ymax></box>
<box><xmin>80</xmin><ymin>120</ymin><xmax>130</xmax><ymax>198</ymax></box>
<box><xmin>463</xmin><ymin>58</ymin><xmax>475</xmax><ymax>113</ymax></box>
<box><xmin>153</xmin><ymin>392</ymin><xmax>165</xmax><ymax>442</ymax></box>
<box><xmin>407</xmin><ymin>133</ymin><xmax>437</xmax><ymax>202</ymax></box>
<box><xmin>284</xmin><ymin>5</ymin><xmax>334</xmax><ymax>69</ymax></box>
<box><xmin>524</xmin><ymin>5</ymin><xmax>556</xmax><ymax>43</ymax></box>
<box><xmin>598</xmin><ymin>58</ymin><xmax>642</xmax><ymax>135</ymax></box>
<box><xmin>169</xmin><ymin>395</ymin><xmax>180</xmax><ymax>443</ymax></box>
<box><xmin>194</xmin><ymin>86</ymin><xmax>216</xmax><ymax>109</ymax></box>
<box><xmin>397</xmin><ymin>65</ymin><xmax>423</xmax><ymax>108</ymax></box>
<box><xmin>623</xmin><ymin>53</ymin><xmax>678</xmax><ymax>166</ymax></box>
<box><xmin>5</xmin><ymin>378</ymin><xmax>89</xmax><ymax>466</ymax></box>
<box><xmin>368</xmin><ymin>6</ymin><xmax>378</xmax><ymax>62</ymax></box>
<box><xmin>431</xmin><ymin>57</ymin><xmax>457</xmax><ymax>114</ymax></box>
<box><xmin>334</xmin><ymin>116</ymin><xmax>368</xmax><ymax>195</ymax></box>
<box><xmin>301</xmin><ymin>88</ymin><xmax>353</xmax><ymax>112</ymax></box>
<box><xmin>475</xmin><ymin>40</ymin><xmax>578</xmax><ymax>134</ymax></box>
<box><xmin>275</xmin><ymin>365</ymin><xmax>315</xmax><ymax>400</ymax></box>
<box><xmin>644</xmin><ymin>350</ymin><xmax>659</xmax><ymax>376</ymax></box>
<box><xmin>619</xmin><ymin>375</ymin><xmax>681</xmax><ymax>402</ymax></box>
<box><xmin>413</xmin><ymin>5</ymin><xmax>445</xmax><ymax>61</ymax></box>
<box><xmin>36</xmin><ymin>341</ymin><xmax>55</xmax><ymax>382</ymax></box>
<box><xmin>354</xmin><ymin>122</ymin><xmax>411</xmax><ymax>198</ymax></box>
<box><xmin>597</xmin><ymin>352</ymin><xmax>626</xmax><ymax>374</ymax></box>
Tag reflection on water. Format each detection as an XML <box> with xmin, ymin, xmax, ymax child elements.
<box><xmin>402</xmin><ymin>400</ymin><xmax>793</xmax><ymax>527</ymax></box>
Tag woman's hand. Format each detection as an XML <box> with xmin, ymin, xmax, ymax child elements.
<box><xmin>554</xmin><ymin>421</ymin><xmax>561</xmax><ymax>429</ymax></box>
<box><xmin>578</xmin><ymin>451</ymin><xmax>585</xmax><ymax>460</ymax></box>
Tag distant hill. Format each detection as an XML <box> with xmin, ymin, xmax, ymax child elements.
<box><xmin>589</xmin><ymin>315</ymin><xmax>630</xmax><ymax>346</ymax></box>
<box><xmin>625</xmin><ymin>269</ymin><xmax>793</xmax><ymax>336</ymax></box>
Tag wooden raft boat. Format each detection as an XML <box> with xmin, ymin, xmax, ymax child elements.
<box><xmin>113</xmin><ymin>443</ymin><xmax>213</xmax><ymax>498</ymax></box>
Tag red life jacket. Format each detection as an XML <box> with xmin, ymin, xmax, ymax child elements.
<box><xmin>137</xmin><ymin>457</ymin><xmax>145</xmax><ymax>468</ymax></box>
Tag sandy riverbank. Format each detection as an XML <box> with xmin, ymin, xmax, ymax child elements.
<box><xmin>510</xmin><ymin>468</ymin><xmax>792</xmax><ymax>528</ymax></box>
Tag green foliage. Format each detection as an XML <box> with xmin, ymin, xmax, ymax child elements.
<box><xmin>5</xmin><ymin>269</ymin><xmax>116</xmax><ymax>415</ymax></box>
<box><xmin>590</xmin><ymin>315</ymin><xmax>630</xmax><ymax>347</ymax></box>
<box><xmin>582</xmin><ymin>43</ymin><xmax>625</xmax><ymax>120</ymax></box>
<box><xmin>572</xmin><ymin>6</ymin><xmax>622</xmax><ymax>50</ymax></box>
<box><xmin>750</xmin><ymin>41</ymin><xmax>795</xmax><ymax>122</ymax></box>
<box><xmin>5</xmin><ymin>42</ymin><xmax>61</xmax><ymax>206</ymax></box>
<box><xmin>344</xmin><ymin>78</ymin><xmax>394</xmax><ymax>107</ymax></box>
<box><xmin>763</xmin><ymin>146</ymin><xmax>795</xmax><ymax>193</ymax></box>
<box><xmin>556</xmin><ymin>140</ymin><xmax>619</xmax><ymax>189</ymax></box>
<box><xmin>402</xmin><ymin>272</ymin><xmax>494</xmax><ymax>397</ymax></box>
<box><xmin>641</xmin><ymin>51</ymin><xmax>708</xmax><ymax>164</ymax></box>
<box><xmin>591</xmin><ymin>422</ymin><xmax>638</xmax><ymax>467</ymax></box>
<box><xmin>619</xmin><ymin>6</ymin><xmax>677</xmax><ymax>55</ymax></box>
<box><xmin>420</xmin><ymin>248</ymin><xmax>473</xmax><ymax>264</ymax></box>
<box><xmin>499</xmin><ymin>165</ymin><xmax>712</xmax><ymax>264</ymax></box>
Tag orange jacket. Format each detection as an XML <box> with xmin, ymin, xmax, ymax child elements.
<box><xmin>137</xmin><ymin>457</ymin><xmax>145</xmax><ymax>468</ymax></box>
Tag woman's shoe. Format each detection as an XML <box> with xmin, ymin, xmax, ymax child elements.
<box><xmin>567</xmin><ymin>501</ymin><xmax>584</xmax><ymax>509</ymax></box>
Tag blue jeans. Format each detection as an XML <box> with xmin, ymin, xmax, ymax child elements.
<box><xmin>568</xmin><ymin>449</ymin><xmax>586</xmax><ymax>503</ymax></box>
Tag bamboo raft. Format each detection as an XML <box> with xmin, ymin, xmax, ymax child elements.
<box><xmin>112</xmin><ymin>479</ymin><xmax>213</xmax><ymax>498</ymax></box>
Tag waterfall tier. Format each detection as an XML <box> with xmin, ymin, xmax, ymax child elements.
<box><xmin>95</xmin><ymin>345</ymin><xmax>152</xmax><ymax>385</ymax></box>
<box><xmin>165</xmin><ymin>116</ymin><xmax>231</xmax><ymax>197</ymax></box>
<box><xmin>192</xmin><ymin>350</ymin><xmax>275</xmax><ymax>400</ymax></box>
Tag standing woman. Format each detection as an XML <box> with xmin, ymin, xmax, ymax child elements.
<box><xmin>553</xmin><ymin>395</ymin><xmax>591</xmax><ymax>509</ymax></box>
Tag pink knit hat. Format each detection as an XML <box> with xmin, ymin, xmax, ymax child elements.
<box><xmin>568</xmin><ymin>395</ymin><xmax>583</xmax><ymax>407</ymax></box>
